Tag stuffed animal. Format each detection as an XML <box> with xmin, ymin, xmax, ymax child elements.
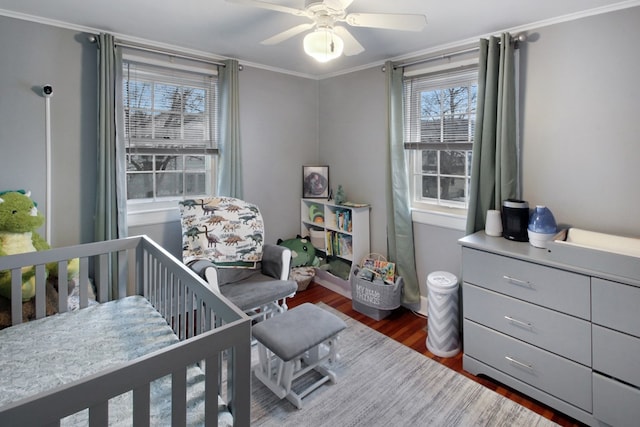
<box><xmin>0</xmin><ymin>191</ymin><xmax>50</xmax><ymax>301</ymax></box>
<box><xmin>277</xmin><ymin>236</ymin><xmax>320</xmax><ymax>268</ymax></box>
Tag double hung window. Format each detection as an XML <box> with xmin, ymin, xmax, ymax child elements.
<box><xmin>404</xmin><ymin>66</ymin><xmax>478</xmax><ymax>217</ymax></box>
<box><xmin>121</xmin><ymin>59</ymin><xmax>218</xmax><ymax>213</ymax></box>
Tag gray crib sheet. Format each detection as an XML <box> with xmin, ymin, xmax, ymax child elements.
<box><xmin>0</xmin><ymin>295</ymin><xmax>232</xmax><ymax>426</ymax></box>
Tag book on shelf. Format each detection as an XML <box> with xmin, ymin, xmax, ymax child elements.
<box><xmin>362</xmin><ymin>258</ymin><xmax>395</xmax><ymax>284</ymax></box>
<box><xmin>334</xmin><ymin>209</ymin><xmax>352</xmax><ymax>232</ymax></box>
<box><xmin>325</xmin><ymin>231</ymin><xmax>353</xmax><ymax>258</ymax></box>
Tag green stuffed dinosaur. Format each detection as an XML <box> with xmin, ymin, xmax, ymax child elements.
<box><xmin>277</xmin><ymin>236</ymin><xmax>320</xmax><ymax>268</ymax></box>
<box><xmin>0</xmin><ymin>191</ymin><xmax>51</xmax><ymax>301</ymax></box>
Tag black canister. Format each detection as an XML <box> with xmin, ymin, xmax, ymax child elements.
<box><xmin>501</xmin><ymin>199</ymin><xmax>530</xmax><ymax>241</ymax></box>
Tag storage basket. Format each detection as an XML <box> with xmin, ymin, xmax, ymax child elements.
<box><xmin>309</xmin><ymin>229</ymin><xmax>325</xmax><ymax>250</ymax></box>
<box><xmin>350</xmin><ymin>266</ymin><xmax>403</xmax><ymax>320</ymax></box>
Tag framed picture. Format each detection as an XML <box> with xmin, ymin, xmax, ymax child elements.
<box><xmin>302</xmin><ymin>165</ymin><xmax>330</xmax><ymax>198</ymax></box>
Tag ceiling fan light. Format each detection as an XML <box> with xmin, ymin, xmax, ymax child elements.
<box><xmin>303</xmin><ymin>28</ymin><xmax>344</xmax><ymax>62</ymax></box>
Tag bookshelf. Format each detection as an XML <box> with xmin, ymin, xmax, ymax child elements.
<box><xmin>301</xmin><ymin>198</ymin><xmax>370</xmax><ymax>297</ymax></box>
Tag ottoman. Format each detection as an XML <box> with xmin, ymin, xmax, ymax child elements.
<box><xmin>252</xmin><ymin>303</ymin><xmax>347</xmax><ymax>408</ymax></box>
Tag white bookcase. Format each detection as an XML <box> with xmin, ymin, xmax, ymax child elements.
<box><xmin>301</xmin><ymin>198</ymin><xmax>370</xmax><ymax>297</ymax></box>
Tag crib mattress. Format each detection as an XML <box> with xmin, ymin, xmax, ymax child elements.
<box><xmin>0</xmin><ymin>295</ymin><xmax>232</xmax><ymax>426</ymax></box>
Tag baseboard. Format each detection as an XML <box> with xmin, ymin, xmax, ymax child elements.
<box><xmin>417</xmin><ymin>295</ymin><xmax>429</xmax><ymax>317</ymax></box>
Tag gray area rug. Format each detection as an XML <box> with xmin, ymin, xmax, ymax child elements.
<box><xmin>251</xmin><ymin>303</ymin><xmax>558</xmax><ymax>427</ymax></box>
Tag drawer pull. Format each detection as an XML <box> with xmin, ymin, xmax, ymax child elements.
<box><xmin>503</xmin><ymin>275</ymin><xmax>533</xmax><ymax>288</ymax></box>
<box><xmin>505</xmin><ymin>356</ymin><xmax>534</xmax><ymax>371</ymax></box>
<box><xmin>504</xmin><ymin>315</ymin><xmax>533</xmax><ymax>329</ymax></box>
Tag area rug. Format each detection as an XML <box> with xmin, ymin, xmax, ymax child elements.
<box><xmin>250</xmin><ymin>303</ymin><xmax>558</xmax><ymax>427</ymax></box>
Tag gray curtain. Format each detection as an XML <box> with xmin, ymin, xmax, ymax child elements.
<box><xmin>217</xmin><ymin>59</ymin><xmax>243</xmax><ymax>198</ymax></box>
<box><xmin>385</xmin><ymin>61</ymin><xmax>420</xmax><ymax>304</ymax></box>
<box><xmin>95</xmin><ymin>33</ymin><xmax>126</xmax><ymax>242</ymax></box>
<box><xmin>466</xmin><ymin>33</ymin><xmax>518</xmax><ymax>235</ymax></box>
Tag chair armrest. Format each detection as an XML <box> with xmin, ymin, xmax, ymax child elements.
<box><xmin>262</xmin><ymin>244</ymin><xmax>291</xmax><ymax>280</ymax></box>
<box><xmin>187</xmin><ymin>259</ymin><xmax>221</xmax><ymax>292</ymax></box>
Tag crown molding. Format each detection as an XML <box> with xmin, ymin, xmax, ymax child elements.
<box><xmin>3</xmin><ymin>0</ymin><xmax>640</xmax><ymax>81</ymax></box>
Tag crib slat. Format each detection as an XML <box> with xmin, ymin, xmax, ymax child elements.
<box><xmin>118</xmin><ymin>249</ymin><xmax>128</xmax><ymax>298</ymax></box>
<box><xmin>35</xmin><ymin>264</ymin><xmax>47</xmax><ymax>319</ymax></box>
<box><xmin>57</xmin><ymin>261</ymin><xmax>68</xmax><ymax>313</ymax></box>
<box><xmin>172</xmin><ymin>367</ymin><xmax>187</xmax><ymax>427</ymax></box>
<box><xmin>11</xmin><ymin>268</ymin><xmax>22</xmax><ymax>325</ymax></box>
<box><xmin>88</xmin><ymin>401</ymin><xmax>108</xmax><ymax>426</ymax></box>
<box><xmin>97</xmin><ymin>253</ymin><xmax>109</xmax><ymax>302</ymax></box>
<box><xmin>133</xmin><ymin>384</ymin><xmax>151</xmax><ymax>427</ymax></box>
<box><xmin>205</xmin><ymin>352</ymin><xmax>220</xmax><ymax>427</ymax></box>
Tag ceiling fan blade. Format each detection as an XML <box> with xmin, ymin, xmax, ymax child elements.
<box><xmin>261</xmin><ymin>23</ymin><xmax>315</xmax><ymax>45</ymax></box>
<box><xmin>345</xmin><ymin>13</ymin><xmax>427</xmax><ymax>32</ymax></box>
<box><xmin>323</xmin><ymin>0</ymin><xmax>354</xmax><ymax>10</ymax></box>
<box><xmin>226</xmin><ymin>0</ymin><xmax>308</xmax><ymax>17</ymax></box>
<box><xmin>333</xmin><ymin>26</ymin><xmax>364</xmax><ymax>56</ymax></box>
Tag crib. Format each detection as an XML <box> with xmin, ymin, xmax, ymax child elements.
<box><xmin>0</xmin><ymin>235</ymin><xmax>251</xmax><ymax>426</ymax></box>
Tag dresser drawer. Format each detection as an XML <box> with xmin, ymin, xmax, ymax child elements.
<box><xmin>593</xmin><ymin>324</ymin><xmax>640</xmax><ymax>388</ymax></box>
<box><xmin>593</xmin><ymin>373</ymin><xmax>640</xmax><ymax>427</ymax></box>
<box><xmin>464</xmin><ymin>319</ymin><xmax>592</xmax><ymax>411</ymax></box>
<box><xmin>462</xmin><ymin>248</ymin><xmax>590</xmax><ymax>319</ymax></box>
<box><xmin>592</xmin><ymin>278</ymin><xmax>640</xmax><ymax>337</ymax></box>
<box><xmin>463</xmin><ymin>283</ymin><xmax>591</xmax><ymax>366</ymax></box>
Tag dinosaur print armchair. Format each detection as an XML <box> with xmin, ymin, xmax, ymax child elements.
<box><xmin>179</xmin><ymin>197</ymin><xmax>297</xmax><ymax>321</ymax></box>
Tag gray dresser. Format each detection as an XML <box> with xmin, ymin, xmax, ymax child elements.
<box><xmin>459</xmin><ymin>232</ymin><xmax>640</xmax><ymax>427</ymax></box>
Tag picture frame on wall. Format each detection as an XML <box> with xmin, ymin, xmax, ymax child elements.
<box><xmin>302</xmin><ymin>165</ymin><xmax>330</xmax><ymax>198</ymax></box>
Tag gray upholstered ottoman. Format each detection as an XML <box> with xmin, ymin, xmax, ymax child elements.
<box><xmin>252</xmin><ymin>303</ymin><xmax>347</xmax><ymax>408</ymax></box>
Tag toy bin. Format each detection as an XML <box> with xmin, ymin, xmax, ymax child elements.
<box><xmin>350</xmin><ymin>266</ymin><xmax>403</xmax><ymax>320</ymax></box>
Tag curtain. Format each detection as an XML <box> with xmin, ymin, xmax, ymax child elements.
<box><xmin>385</xmin><ymin>61</ymin><xmax>420</xmax><ymax>305</ymax></box>
<box><xmin>466</xmin><ymin>33</ymin><xmax>518</xmax><ymax>235</ymax></box>
<box><xmin>95</xmin><ymin>33</ymin><xmax>126</xmax><ymax>242</ymax></box>
<box><xmin>217</xmin><ymin>59</ymin><xmax>243</xmax><ymax>198</ymax></box>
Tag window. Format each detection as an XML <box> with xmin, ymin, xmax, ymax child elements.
<box><xmin>121</xmin><ymin>60</ymin><xmax>218</xmax><ymax>212</ymax></box>
<box><xmin>404</xmin><ymin>66</ymin><xmax>477</xmax><ymax>218</ymax></box>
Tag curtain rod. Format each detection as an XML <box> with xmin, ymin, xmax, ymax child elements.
<box><xmin>390</xmin><ymin>33</ymin><xmax>527</xmax><ymax>70</ymax></box>
<box><xmin>88</xmin><ymin>35</ymin><xmax>228</xmax><ymax>68</ymax></box>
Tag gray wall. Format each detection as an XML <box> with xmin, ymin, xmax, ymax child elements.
<box><xmin>520</xmin><ymin>7</ymin><xmax>640</xmax><ymax>236</ymax></box>
<box><xmin>128</xmin><ymin>66</ymin><xmax>320</xmax><ymax>258</ymax></box>
<box><xmin>317</xmin><ymin>6</ymin><xmax>640</xmax><ymax>298</ymax></box>
<box><xmin>2</xmin><ymin>7</ymin><xmax>639</xmax><ymax>298</ymax></box>
<box><xmin>318</xmin><ymin>67</ymin><xmax>388</xmax><ymax>256</ymax></box>
<box><xmin>0</xmin><ymin>16</ymin><xmax>97</xmax><ymax>247</ymax></box>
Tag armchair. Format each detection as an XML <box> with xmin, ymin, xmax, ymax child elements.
<box><xmin>179</xmin><ymin>197</ymin><xmax>297</xmax><ymax>321</ymax></box>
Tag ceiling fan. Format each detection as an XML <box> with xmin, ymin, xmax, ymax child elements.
<box><xmin>227</xmin><ymin>0</ymin><xmax>427</xmax><ymax>62</ymax></box>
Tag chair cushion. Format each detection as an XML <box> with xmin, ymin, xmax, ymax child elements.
<box><xmin>252</xmin><ymin>303</ymin><xmax>347</xmax><ymax>361</ymax></box>
<box><xmin>220</xmin><ymin>273</ymin><xmax>297</xmax><ymax>311</ymax></box>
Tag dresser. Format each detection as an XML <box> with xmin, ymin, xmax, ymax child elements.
<box><xmin>459</xmin><ymin>232</ymin><xmax>640</xmax><ymax>427</ymax></box>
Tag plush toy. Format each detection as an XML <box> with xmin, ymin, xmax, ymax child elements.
<box><xmin>277</xmin><ymin>236</ymin><xmax>320</xmax><ymax>268</ymax></box>
<box><xmin>0</xmin><ymin>191</ymin><xmax>50</xmax><ymax>301</ymax></box>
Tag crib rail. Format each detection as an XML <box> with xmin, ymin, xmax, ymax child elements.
<box><xmin>0</xmin><ymin>235</ymin><xmax>251</xmax><ymax>426</ymax></box>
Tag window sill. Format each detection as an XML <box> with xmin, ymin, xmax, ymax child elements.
<box><xmin>127</xmin><ymin>205</ymin><xmax>181</xmax><ymax>227</ymax></box>
<box><xmin>411</xmin><ymin>208</ymin><xmax>466</xmax><ymax>231</ymax></box>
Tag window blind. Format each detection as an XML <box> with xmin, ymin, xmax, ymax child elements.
<box><xmin>403</xmin><ymin>65</ymin><xmax>478</xmax><ymax>151</ymax></box>
<box><xmin>123</xmin><ymin>61</ymin><xmax>218</xmax><ymax>153</ymax></box>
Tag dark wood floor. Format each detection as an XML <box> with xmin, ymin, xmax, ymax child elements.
<box><xmin>289</xmin><ymin>282</ymin><xmax>585</xmax><ymax>427</ymax></box>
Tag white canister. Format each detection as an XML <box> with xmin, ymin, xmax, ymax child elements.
<box><xmin>485</xmin><ymin>210</ymin><xmax>503</xmax><ymax>237</ymax></box>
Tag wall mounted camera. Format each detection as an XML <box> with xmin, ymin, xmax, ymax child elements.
<box><xmin>42</xmin><ymin>84</ymin><xmax>53</xmax><ymax>98</ymax></box>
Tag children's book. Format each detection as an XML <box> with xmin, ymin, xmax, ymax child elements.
<box><xmin>361</xmin><ymin>258</ymin><xmax>395</xmax><ymax>284</ymax></box>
